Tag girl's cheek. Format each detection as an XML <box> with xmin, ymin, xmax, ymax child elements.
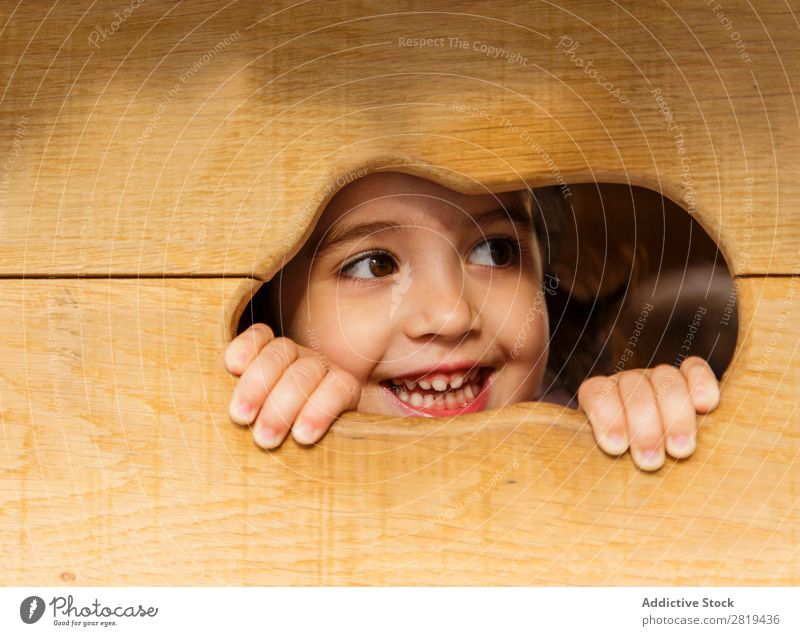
<box><xmin>502</xmin><ymin>293</ymin><xmax>550</xmax><ymax>362</ymax></box>
<box><xmin>317</xmin><ymin>305</ymin><xmax>389</xmax><ymax>384</ymax></box>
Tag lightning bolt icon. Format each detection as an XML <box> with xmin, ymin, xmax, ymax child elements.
<box><xmin>389</xmin><ymin>264</ymin><xmax>412</xmax><ymax>319</ymax></box>
<box><xmin>28</xmin><ymin>598</ymin><xmax>37</xmax><ymax>619</ymax></box>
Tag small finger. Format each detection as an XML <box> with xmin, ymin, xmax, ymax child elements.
<box><xmin>225</xmin><ymin>323</ymin><xmax>275</xmax><ymax>376</ymax></box>
<box><xmin>649</xmin><ymin>364</ymin><xmax>697</xmax><ymax>459</ymax></box>
<box><xmin>253</xmin><ymin>355</ymin><xmax>328</xmax><ymax>449</ymax></box>
<box><xmin>617</xmin><ymin>370</ymin><xmax>665</xmax><ymax>471</ymax></box>
<box><xmin>578</xmin><ymin>375</ymin><xmax>629</xmax><ymax>456</ymax></box>
<box><xmin>680</xmin><ymin>356</ymin><xmax>720</xmax><ymax>413</ymax></box>
<box><xmin>292</xmin><ymin>368</ymin><xmax>361</xmax><ymax>445</ymax></box>
<box><xmin>229</xmin><ymin>336</ymin><xmax>298</xmax><ymax>425</ymax></box>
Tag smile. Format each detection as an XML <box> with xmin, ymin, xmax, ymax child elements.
<box><xmin>380</xmin><ymin>367</ymin><xmax>493</xmax><ymax>417</ymax></box>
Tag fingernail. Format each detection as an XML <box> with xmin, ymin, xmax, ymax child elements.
<box><xmin>667</xmin><ymin>434</ymin><xmax>695</xmax><ymax>458</ymax></box>
<box><xmin>695</xmin><ymin>385</ymin><xmax>707</xmax><ymax>402</ymax></box>
<box><xmin>233</xmin><ymin>401</ymin><xmax>253</xmax><ymax>421</ymax></box>
<box><xmin>708</xmin><ymin>385</ymin><xmax>720</xmax><ymax>409</ymax></box>
<box><xmin>632</xmin><ymin>447</ymin><xmax>664</xmax><ymax>471</ymax></box>
<box><xmin>696</xmin><ymin>386</ymin><xmax>720</xmax><ymax>411</ymax></box>
<box><xmin>292</xmin><ymin>422</ymin><xmax>317</xmax><ymax>445</ymax></box>
<box><xmin>254</xmin><ymin>426</ymin><xmax>279</xmax><ymax>449</ymax></box>
<box><xmin>601</xmin><ymin>432</ymin><xmax>628</xmax><ymax>455</ymax></box>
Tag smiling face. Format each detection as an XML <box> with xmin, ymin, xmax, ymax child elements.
<box><xmin>271</xmin><ymin>172</ymin><xmax>549</xmax><ymax>418</ymax></box>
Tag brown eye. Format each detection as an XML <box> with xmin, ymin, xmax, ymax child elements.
<box><xmin>368</xmin><ymin>254</ymin><xmax>396</xmax><ymax>277</ymax></box>
<box><xmin>341</xmin><ymin>251</ymin><xmax>397</xmax><ymax>279</ymax></box>
<box><xmin>469</xmin><ymin>238</ymin><xmax>518</xmax><ymax>267</ymax></box>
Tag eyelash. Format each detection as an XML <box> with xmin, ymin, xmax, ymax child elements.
<box><xmin>339</xmin><ymin>246</ymin><xmax>396</xmax><ymax>279</ymax></box>
<box><xmin>337</xmin><ymin>236</ymin><xmax>525</xmax><ymax>281</ymax></box>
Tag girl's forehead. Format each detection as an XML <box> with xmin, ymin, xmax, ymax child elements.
<box><xmin>313</xmin><ymin>172</ymin><xmax>526</xmax><ymax>232</ymax></box>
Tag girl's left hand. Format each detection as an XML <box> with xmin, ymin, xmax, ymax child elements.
<box><xmin>576</xmin><ymin>356</ymin><xmax>720</xmax><ymax>471</ymax></box>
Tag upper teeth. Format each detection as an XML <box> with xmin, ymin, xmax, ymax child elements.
<box><xmin>390</xmin><ymin>367</ymin><xmax>480</xmax><ymax>391</ymax></box>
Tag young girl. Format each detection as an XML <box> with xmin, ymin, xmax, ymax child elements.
<box><xmin>224</xmin><ymin>172</ymin><xmax>720</xmax><ymax>471</ymax></box>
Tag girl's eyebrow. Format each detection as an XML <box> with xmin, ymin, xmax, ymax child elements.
<box><xmin>312</xmin><ymin>205</ymin><xmax>532</xmax><ymax>259</ymax></box>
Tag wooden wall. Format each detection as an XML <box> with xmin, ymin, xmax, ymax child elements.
<box><xmin>1</xmin><ymin>0</ymin><xmax>797</xmax><ymax>584</ymax></box>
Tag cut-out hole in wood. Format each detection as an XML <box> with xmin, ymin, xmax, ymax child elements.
<box><xmin>541</xmin><ymin>183</ymin><xmax>737</xmax><ymax>407</ymax></box>
<box><xmin>237</xmin><ymin>176</ymin><xmax>737</xmax><ymax>411</ymax></box>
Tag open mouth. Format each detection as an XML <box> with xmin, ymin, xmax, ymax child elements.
<box><xmin>380</xmin><ymin>366</ymin><xmax>493</xmax><ymax>417</ymax></box>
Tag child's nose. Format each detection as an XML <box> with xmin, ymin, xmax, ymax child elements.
<box><xmin>400</xmin><ymin>264</ymin><xmax>481</xmax><ymax>340</ymax></box>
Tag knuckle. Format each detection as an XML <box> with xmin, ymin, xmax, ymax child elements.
<box><xmin>650</xmin><ymin>364</ymin><xmax>681</xmax><ymax>392</ymax></box>
<box><xmin>578</xmin><ymin>375</ymin><xmax>611</xmax><ymax>400</ymax></box>
<box><xmin>622</xmin><ymin>368</ymin><xmax>647</xmax><ymax>380</ymax></box>
<box><xmin>274</xmin><ymin>337</ymin><xmax>298</xmax><ymax>357</ymax></box>
<box><xmin>250</xmin><ymin>322</ymin><xmax>274</xmax><ymax>340</ymax></box>
<box><xmin>331</xmin><ymin>369</ymin><xmax>360</xmax><ymax>397</ymax></box>
<box><xmin>262</xmin><ymin>337</ymin><xmax>298</xmax><ymax>366</ymax></box>
<box><xmin>307</xmin><ymin>352</ymin><xmax>331</xmax><ymax>373</ymax></box>
<box><xmin>628</xmin><ymin>413</ymin><xmax>663</xmax><ymax>437</ymax></box>
<box><xmin>303</xmin><ymin>403</ymin><xmax>336</xmax><ymax>429</ymax></box>
<box><xmin>614</xmin><ymin>371</ymin><xmax>634</xmax><ymax>385</ymax></box>
<box><xmin>680</xmin><ymin>355</ymin><xmax>705</xmax><ymax>373</ymax></box>
<box><xmin>638</xmin><ymin>403</ymin><xmax>662</xmax><ymax>427</ymax></box>
<box><xmin>590</xmin><ymin>400</ymin><xmax>625</xmax><ymax>429</ymax></box>
<box><xmin>617</xmin><ymin>369</ymin><xmax>647</xmax><ymax>391</ymax></box>
<box><xmin>657</xmin><ymin>394</ymin><xmax>690</xmax><ymax>423</ymax></box>
<box><xmin>653</xmin><ymin>363</ymin><xmax>677</xmax><ymax>377</ymax></box>
<box><xmin>584</xmin><ymin>375</ymin><xmax>609</xmax><ymax>391</ymax></box>
<box><xmin>288</xmin><ymin>360</ymin><xmax>323</xmax><ymax>387</ymax></box>
<box><xmin>232</xmin><ymin>374</ymin><xmax>258</xmax><ymax>401</ymax></box>
<box><xmin>603</xmin><ymin>374</ymin><xmax>619</xmax><ymax>386</ymax></box>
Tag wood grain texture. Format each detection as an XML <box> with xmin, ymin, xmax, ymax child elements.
<box><xmin>0</xmin><ymin>0</ymin><xmax>798</xmax><ymax>276</ymax></box>
<box><xmin>0</xmin><ymin>276</ymin><xmax>796</xmax><ymax>585</ymax></box>
<box><xmin>1</xmin><ymin>0</ymin><xmax>797</xmax><ymax>588</ymax></box>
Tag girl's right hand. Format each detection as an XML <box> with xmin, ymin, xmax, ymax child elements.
<box><xmin>224</xmin><ymin>323</ymin><xmax>361</xmax><ymax>449</ymax></box>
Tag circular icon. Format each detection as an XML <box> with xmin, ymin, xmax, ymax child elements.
<box><xmin>20</xmin><ymin>596</ymin><xmax>45</xmax><ymax>624</ymax></box>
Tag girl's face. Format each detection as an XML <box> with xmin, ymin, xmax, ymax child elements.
<box><xmin>273</xmin><ymin>172</ymin><xmax>549</xmax><ymax>418</ymax></box>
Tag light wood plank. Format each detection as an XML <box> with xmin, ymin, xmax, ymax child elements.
<box><xmin>0</xmin><ymin>276</ymin><xmax>796</xmax><ymax>584</ymax></box>
<box><xmin>0</xmin><ymin>1</ymin><xmax>798</xmax><ymax>276</ymax></box>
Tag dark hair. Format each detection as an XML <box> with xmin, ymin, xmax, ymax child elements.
<box><xmin>527</xmin><ymin>186</ymin><xmax>567</xmax><ymax>280</ymax></box>
<box><xmin>528</xmin><ymin>185</ymin><xmax>617</xmax><ymax>398</ymax></box>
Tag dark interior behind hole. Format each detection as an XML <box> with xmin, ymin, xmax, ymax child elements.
<box><xmin>237</xmin><ymin>183</ymin><xmax>737</xmax><ymax>403</ymax></box>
